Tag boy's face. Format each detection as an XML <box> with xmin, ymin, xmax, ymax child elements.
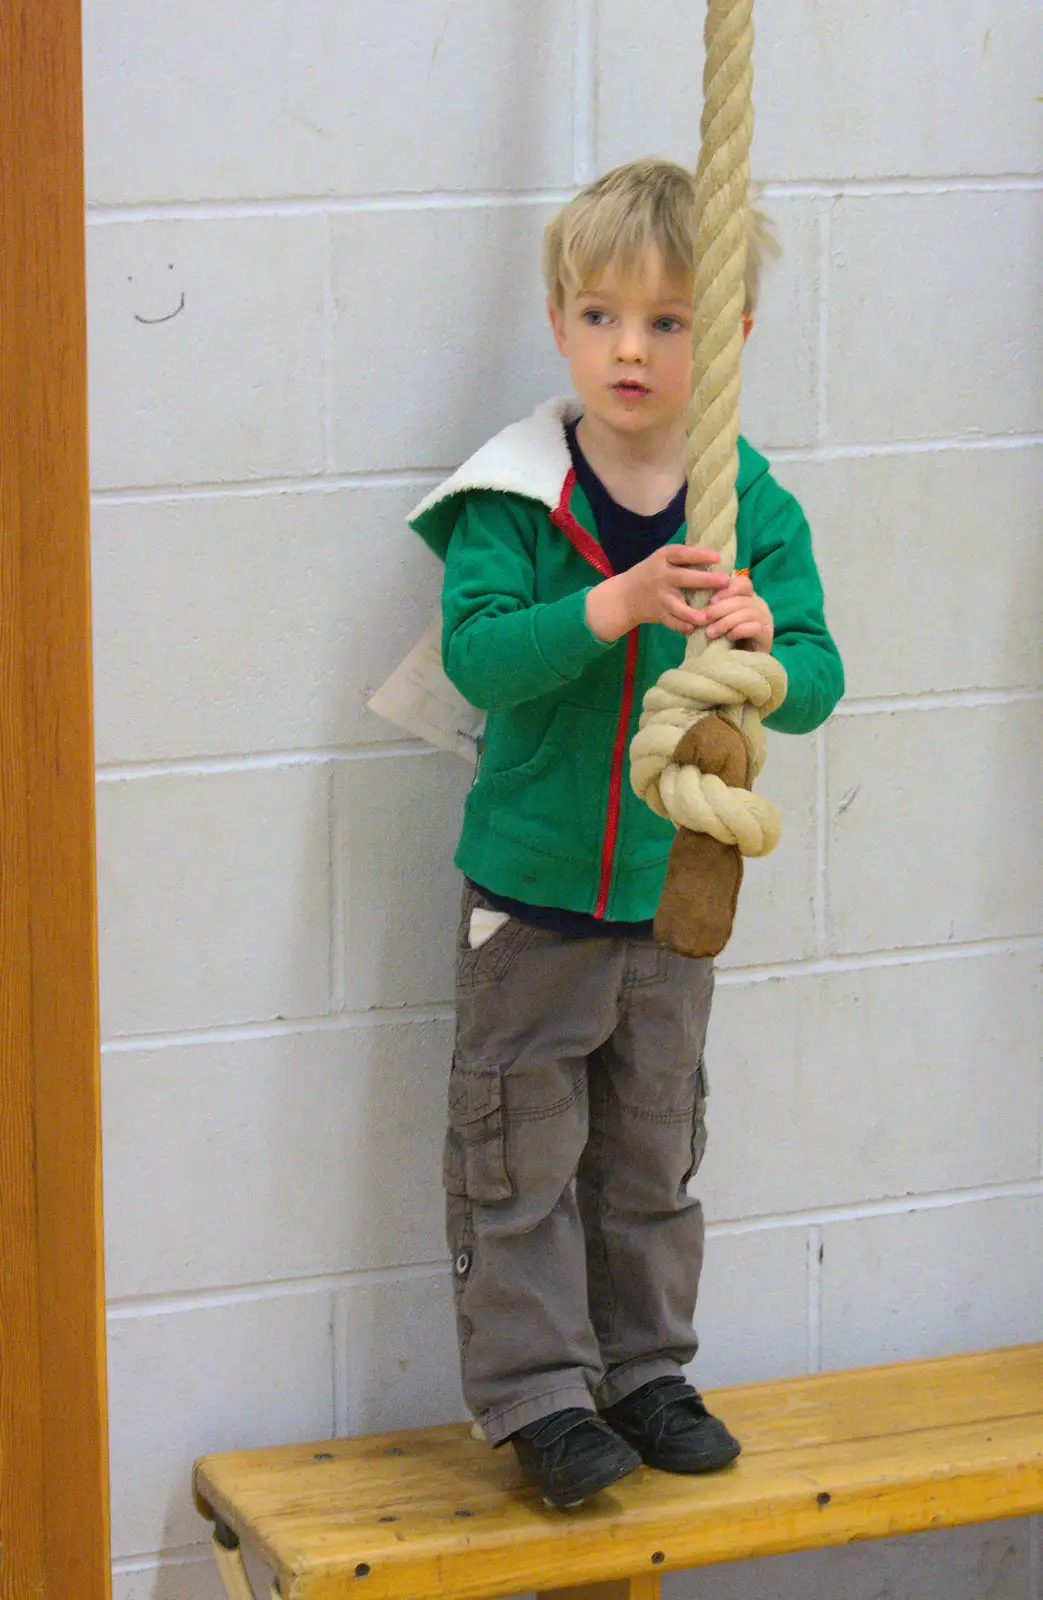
<box><xmin>547</xmin><ymin>247</ymin><xmax>693</xmax><ymax>444</ymax></box>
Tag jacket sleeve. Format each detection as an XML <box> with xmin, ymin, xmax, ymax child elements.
<box><xmin>437</xmin><ymin>490</ymin><xmax>614</xmax><ymax>711</ymax></box>
<box><xmin>749</xmin><ymin>485</ymin><xmax>845</xmax><ymax>735</ymax></box>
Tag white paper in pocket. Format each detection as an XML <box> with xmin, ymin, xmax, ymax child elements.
<box><xmin>468</xmin><ymin>908</ymin><xmax>511</xmax><ymax>950</ymax></box>
<box><xmin>367</xmin><ymin>614</ymin><xmax>485</xmax><ymax>764</ymax></box>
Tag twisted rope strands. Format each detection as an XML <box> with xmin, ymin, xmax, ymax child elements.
<box><xmin>629</xmin><ymin>0</ymin><xmax>786</xmax><ymax>857</ymax></box>
<box><xmin>686</xmin><ymin>0</ymin><xmax>754</xmax><ymax>587</ymax></box>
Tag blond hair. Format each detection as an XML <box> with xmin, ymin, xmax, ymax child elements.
<box><xmin>543</xmin><ymin>157</ymin><xmax>779</xmax><ymax>317</ymax></box>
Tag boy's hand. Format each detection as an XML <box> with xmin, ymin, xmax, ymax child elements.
<box><xmin>585</xmin><ymin>546</ymin><xmax>730</xmax><ymax>642</ymax></box>
<box><xmin>689</xmin><ymin>571</ymin><xmax>775</xmax><ymax>653</ymax></box>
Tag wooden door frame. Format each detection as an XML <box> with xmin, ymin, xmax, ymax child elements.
<box><xmin>1</xmin><ymin>0</ymin><xmax>111</xmax><ymax>1596</ymax></box>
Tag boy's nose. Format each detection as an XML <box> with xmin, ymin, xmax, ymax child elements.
<box><xmin>615</xmin><ymin>320</ymin><xmax>649</xmax><ymax>363</ymax></box>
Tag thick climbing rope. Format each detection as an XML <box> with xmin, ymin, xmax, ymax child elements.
<box><xmin>629</xmin><ymin>0</ymin><xmax>787</xmax><ymax>857</ymax></box>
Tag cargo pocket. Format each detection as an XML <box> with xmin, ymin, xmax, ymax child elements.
<box><xmin>683</xmin><ymin>1058</ymin><xmax>709</xmax><ymax>1185</ymax></box>
<box><xmin>443</xmin><ymin>1063</ymin><xmax>513</xmax><ymax>1204</ymax></box>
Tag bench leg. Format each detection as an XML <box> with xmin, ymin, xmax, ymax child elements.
<box><xmin>211</xmin><ymin>1523</ymin><xmax>282</xmax><ymax>1600</ymax></box>
<box><xmin>212</xmin><ymin>1530</ymin><xmax>258</xmax><ymax>1600</ymax></box>
<box><xmin>537</xmin><ymin>1576</ymin><xmax>661</xmax><ymax>1600</ymax></box>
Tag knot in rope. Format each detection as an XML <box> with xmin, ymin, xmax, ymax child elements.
<box><xmin>629</xmin><ymin>642</ymin><xmax>787</xmax><ymax>856</ymax></box>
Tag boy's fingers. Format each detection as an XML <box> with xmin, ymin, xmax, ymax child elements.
<box><xmin>663</xmin><ymin>596</ymin><xmax>698</xmax><ymax>629</ymax></box>
<box><xmin>667</xmin><ymin>546</ymin><xmax>725</xmax><ymax>567</ymax></box>
<box><xmin>673</xmin><ymin>568</ymin><xmax>729</xmax><ymax>591</ymax></box>
<box><xmin>706</xmin><ymin>593</ymin><xmax>764</xmax><ymax>618</ymax></box>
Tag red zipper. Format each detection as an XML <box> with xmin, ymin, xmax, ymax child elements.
<box><xmin>549</xmin><ymin>470</ymin><xmax>638</xmax><ymax>920</ymax></box>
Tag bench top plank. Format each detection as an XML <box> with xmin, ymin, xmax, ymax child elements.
<box><xmin>194</xmin><ymin>1345</ymin><xmax>1043</xmax><ymax>1600</ymax></box>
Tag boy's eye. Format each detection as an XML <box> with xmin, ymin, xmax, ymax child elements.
<box><xmin>581</xmin><ymin>308</ymin><xmax>611</xmax><ymax>326</ymax></box>
<box><xmin>653</xmin><ymin>315</ymin><xmax>685</xmax><ymax>333</ymax></box>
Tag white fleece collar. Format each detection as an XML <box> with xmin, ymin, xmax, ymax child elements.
<box><xmin>409</xmin><ymin>396</ymin><xmax>582</xmax><ymax>522</ymax></box>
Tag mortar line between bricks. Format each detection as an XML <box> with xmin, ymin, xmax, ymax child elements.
<box><xmin>760</xmin><ymin>174</ymin><xmax>1043</xmax><ymax>197</ymax></box>
<box><xmin>95</xmin><ymin>742</ymin><xmax>440</xmax><ymax>780</ymax></box>
<box><xmin>112</xmin><ymin>1545</ymin><xmax>216</xmax><ymax>1575</ymax></box>
<box><xmin>572</xmin><ymin>0</ymin><xmax>597</xmax><ymax>184</ymax></box>
<box><xmin>86</xmin><ymin>188</ymin><xmax>575</xmax><ymax>224</ymax></box>
<box><xmin>807</xmin><ymin>1225</ymin><xmax>823</xmax><ymax>1374</ymax></box>
<box><xmin>321</xmin><ymin>210</ymin><xmax>335</xmax><ymax>473</ymax></box>
<box><xmin>83</xmin><ymin>173</ymin><xmax>1043</xmax><ymax>225</ymax></box>
<box><xmin>327</xmin><ymin>764</ymin><xmax>339</xmax><ymax>1014</ymax></box>
<box><xmin>816</xmin><ymin>200</ymin><xmax>831</xmax><ymax>442</ymax></box>
<box><xmin>100</xmin><ymin>1003</ymin><xmax>457</xmax><ymax>1053</ymax></box>
<box><xmin>91</xmin><ymin>468</ymin><xmax>443</xmax><ymax>503</ymax></box>
<box><xmin>332</xmin><ymin>1291</ymin><xmax>351</xmax><ymax>1438</ymax></box>
<box><xmin>88</xmin><ymin>432</ymin><xmax>1043</xmax><ymax>504</ymax></box>
<box><xmin>106</xmin><ymin>1260</ymin><xmax>449</xmax><ymax>1318</ymax></box>
<box><xmin>92</xmin><ymin>687</ymin><xmax>1043</xmax><ymax>781</ymax></box>
<box><xmin>813</xmin><ymin>724</ymin><xmax>828</xmax><ymax>953</ymax></box>
<box><xmin>103</xmin><ymin>1182</ymin><xmax>1043</xmax><ymax>1320</ymax></box>
<box><xmin>771</xmin><ymin>433</ymin><xmax>1043</xmax><ymax>462</ymax></box>
<box><xmin>832</xmin><ymin>686</ymin><xmax>1043</xmax><ymax>716</ymax></box>
<box><xmin>98</xmin><ymin>934</ymin><xmax>1043</xmax><ymax>1054</ymax></box>
<box><xmin>714</xmin><ymin>935</ymin><xmax>1043</xmax><ymax>986</ymax></box>
<box><xmin>707</xmin><ymin>1178</ymin><xmax>1043</xmax><ymax>1237</ymax></box>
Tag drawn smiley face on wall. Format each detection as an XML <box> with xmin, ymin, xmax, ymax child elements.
<box><xmin>128</xmin><ymin>261</ymin><xmax>185</xmax><ymax>325</ymax></box>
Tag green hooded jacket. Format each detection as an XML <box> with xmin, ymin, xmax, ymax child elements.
<box><xmin>410</xmin><ymin>398</ymin><xmax>843</xmax><ymax>922</ymax></box>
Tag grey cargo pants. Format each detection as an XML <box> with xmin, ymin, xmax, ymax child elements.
<box><xmin>445</xmin><ymin>884</ymin><xmax>713</xmax><ymax>1445</ymax></box>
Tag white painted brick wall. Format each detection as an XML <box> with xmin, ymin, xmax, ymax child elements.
<box><xmin>87</xmin><ymin>217</ymin><xmax>328</xmax><ymax>488</ymax></box>
<box><xmin>734</xmin><ymin>198</ymin><xmax>820</xmax><ymax>450</ymax></box>
<box><xmin>827</xmin><ymin>702</ymin><xmax>1042</xmax><ymax>951</ymax></box>
<box><xmin>595</xmin><ymin>0</ymin><xmax>1043</xmax><ymax>180</ymax></box>
<box><xmin>103</xmin><ymin>1022</ymin><xmax>452</xmax><ymax>1297</ymax></box>
<box><xmin>779</xmin><ymin>447</ymin><xmax>1043</xmax><ymax>698</ymax></box>
<box><xmin>329</xmin><ymin>204</ymin><xmax>563</xmax><ymax>472</ymax></box>
<box><xmin>91</xmin><ymin>485</ymin><xmax>443</xmax><ymax>763</ymax></box>
<box><xmin>827</xmin><ymin>191</ymin><xmax>1043</xmax><ymax>444</ymax></box>
<box><xmin>84</xmin><ymin>1</ymin><xmax>1042</xmax><ymax>1595</ymax></box>
<box><xmin>84</xmin><ymin>0</ymin><xmax>576</xmax><ymax>205</ymax></box>
<box><xmin>107</xmin><ymin>1293</ymin><xmax>335</xmax><ymax>1558</ymax></box>
<box><xmin>707</xmin><ymin>952</ymin><xmax>1042</xmax><ymax>1219</ymax></box>
<box><xmin>96</xmin><ymin>765</ymin><xmax>332</xmax><ymax>1034</ymax></box>
<box><xmin>821</xmin><ymin>1195</ymin><xmax>1043</xmax><ymax>1369</ymax></box>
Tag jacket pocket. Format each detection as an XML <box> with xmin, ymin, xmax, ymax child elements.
<box><xmin>443</xmin><ymin>1063</ymin><xmax>513</xmax><ymax>1204</ymax></box>
<box><xmin>469</xmin><ymin>702</ymin><xmax>615</xmax><ymax>866</ymax></box>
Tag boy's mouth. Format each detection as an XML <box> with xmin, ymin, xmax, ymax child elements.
<box><xmin>613</xmin><ymin>380</ymin><xmax>650</xmax><ymax>400</ymax></box>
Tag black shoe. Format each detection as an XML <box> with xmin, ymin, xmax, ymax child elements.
<box><xmin>509</xmin><ymin>1407</ymin><xmax>641</xmax><ymax>1509</ymax></box>
<box><xmin>601</xmin><ymin>1376</ymin><xmax>741</xmax><ymax>1474</ymax></box>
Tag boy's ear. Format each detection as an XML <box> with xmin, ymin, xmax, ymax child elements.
<box><xmin>547</xmin><ymin>296</ymin><xmax>568</xmax><ymax>356</ymax></box>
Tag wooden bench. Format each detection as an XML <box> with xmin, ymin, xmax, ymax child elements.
<box><xmin>194</xmin><ymin>1344</ymin><xmax>1043</xmax><ymax>1600</ymax></box>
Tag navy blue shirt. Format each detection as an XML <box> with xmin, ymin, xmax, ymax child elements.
<box><xmin>469</xmin><ymin>420</ymin><xmax>686</xmax><ymax>939</ymax></box>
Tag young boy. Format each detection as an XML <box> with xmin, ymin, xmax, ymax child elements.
<box><xmin>407</xmin><ymin>159</ymin><xmax>844</xmax><ymax>1509</ymax></box>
